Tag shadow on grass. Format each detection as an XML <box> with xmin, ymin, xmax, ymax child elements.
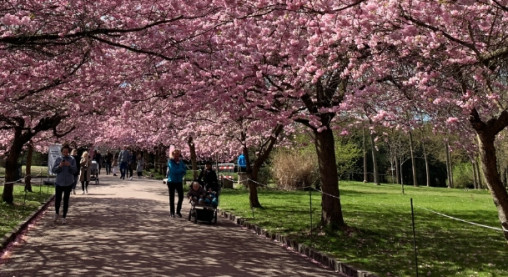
<box><xmin>220</xmin><ymin>187</ymin><xmax>508</xmax><ymax>276</ymax></box>
<box><xmin>311</xmin><ymin>207</ymin><xmax>508</xmax><ymax>277</ymax></box>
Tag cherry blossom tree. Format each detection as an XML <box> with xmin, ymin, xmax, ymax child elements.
<box><xmin>360</xmin><ymin>0</ymin><xmax>508</xmax><ymax>241</ymax></box>
<box><xmin>3</xmin><ymin>0</ymin><xmax>507</xmax><ymax>242</ymax></box>
<box><xmin>0</xmin><ymin>0</ymin><xmax>219</xmax><ymax>203</ymax></box>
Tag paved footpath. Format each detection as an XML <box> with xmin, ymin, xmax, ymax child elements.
<box><xmin>0</xmin><ymin>175</ymin><xmax>337</xmax><ymax>277</ymax></box>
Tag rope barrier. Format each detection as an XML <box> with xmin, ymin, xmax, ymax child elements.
<box><xmin>418</xmin><ymin>206</ymin><xmax>507</xmax><ymax>233</ymax></box>
<box><xmin>1</xmin><ymin>179</ymin><xmax>24</xmax><ymax>185</ymax></box>
<box><xmin>301</xmin><ymin>186</ymin><xmax>341</xmax><ymax>200</ymax></box>
<box><xmin>235</xmin><ymin>178</ymin><xmax>342</xmax><ymax>200</ymax></box>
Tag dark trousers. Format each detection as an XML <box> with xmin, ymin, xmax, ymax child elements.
<box><xmin>55</xmin><ymin>185</ymin><xmax>72</xmax><ymax>218</ymax></box>
<box><xmin>81</xmin><ymin>176</ymin><xmax>89</xmax><ymax>192</ymax></box>
<box><xmin>72</xmin><ymin>175</ymin><xmax>78</xmax><ymax>190</ymax></box>
<box><xmin>120</xmin><ymin>161</ymin><xmax>128</xmax><ymax>179</ymax></box>
<box><xmin>105</xmin><ymin>162</ymin><xmax>111</xmax><ymax>175</ymax></box>
<box><xmin>167</xmin><ymin>182</ymin><xmax>183</xmax><ymax>215</ymax></box>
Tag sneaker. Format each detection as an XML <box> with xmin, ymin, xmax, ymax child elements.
<box><xmin>176</xmin><ymin>212</ymin><xmax>182</xmax><ymax>218</ymax></box>
<box><xmin>113</xmin><ymin>174</ymin><xmax>117</xmax><ymax>176</ymax></box>
<box><xmin>61</xmin><ymin>218</ymin><xmax>66</xmax><ymax>224</ymax></box>
<box><xmin>129</xmin><ymin>177</ymin><xmax>133</xmax><ymax>180</ymax></box>
<box><xmin>54</xmin><ymin>214</ymin><xmax>59</xmax><ymax>222</ymax></box>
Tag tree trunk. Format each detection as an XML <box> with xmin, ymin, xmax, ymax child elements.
<box><xmin>469</xmin><ymin>109</ymin><xmax>508</xmax><ymax>242</ymax></box>
<box><xmin>448</xmin><ymin>146</ymin><xmax>454</xmax><ymax>188</ymax></box>
<box><xmin>369</xmin><ymin>132</ymin><xmax>380</xmax><ymax>185</ymax></box>
<box><xmin>245</xmin><ymin>124</ymin><xmax>284</xmax><ymax>208</ymax></box>
<box><xmin>409</xmin><ymin>131</ymin><xmax>418</xmax><ymax>187</ymax></box>
<box><xmin>422</xmin><ymin>143</ymin><xmax>430</xmax><ymax>187</ymax></box>
<box><xmin>389</xmin><ymin>155</ymin><xmax>395</xmax><ymax>184</ymax></box>
<box><xmin>363</xmin><ymin>128</ymin><xmax>368</xmax><ymax>182</ymax></box>
<box><xmin>400</xmin><ymin>156</ymin><xmax>404</xmax><ymax>185</ymax></box>
<box><xmin>242</xmin><ymin>145</ymin><xmax>262</xmax><ymax>208</ymax></box>
<box><xmin>187</xmin><ymin>136</ymin><xmax>198</xmax><ymax>180</ymax></box>
<box><xmin>2</xmin><ymin>129</ymin><xmax>25</xmax><ymax>203</ymax></box>
<box><xmin>315</xmin><ymin>127</ymin><xmax>346</xmax><ymax>229</ymax></box>
<box><xmin>2</xmin><ymin>114</ymin><xmax>65</xmax><ymax>203</ymax></box>
<box><xmin>24</xmin><ymin>143</ymin><xmax>33</xmax><ymax>192</ymax></box>
<box><xmin>445</xmin><ymin>141</ymin><xmax>452</xmax><ymax>188</ymax></box>
<box><xmin>505</xmin><ymin>168</ymin><xmax>508</xmax><ymax>190</ymax></box>
<box><xmin>476</xmin><ymin>133</ymin><xmax>508</xmax><ymax>242</ymax></box>
<box><xmin>476</xmin><ymin>154</ymin><xmax>483</xmax><ymax>189</ymax></box>
<box><xmin>472</xmin><ymin>159</ymin><xmax>478</xmax><ymax>190</ymax></box>
<box><xmin>395</xmin><ymin>155</ymin><xmax>400</xmax><ymax>184</ymax></box>
<box><xmin>158</xmin><ymin>144</ymin><xmax>168</xmax><ymax>175</ymax></box>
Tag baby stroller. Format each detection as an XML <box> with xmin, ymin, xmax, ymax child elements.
<box><xmin>90</xmin><ymin>160</ymin><xmax>99</xmax><ymax>185</ymax></box>
<box><xmin>188</xmin><ymin>182</ymin><xmax>220</xmax><ymax>224</ymax></box>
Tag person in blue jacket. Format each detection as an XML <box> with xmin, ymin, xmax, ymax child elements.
<box><xmin>51</xmin><ymin>144</ymin><xmax>77</xmax><ymax>224</ymax></box>
<box><xmin>237</xmin><ymin>153</ymin><xmax>247</xmax><ymax>172</ymax></box>
<box><xmin>167</xmin><ymin>149</ymin><xmax>186</xmax><ymax>218</ymax></box>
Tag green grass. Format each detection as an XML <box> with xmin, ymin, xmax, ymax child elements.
<box><xmin>0</xmin><ymin>183</ymin><xmax>54</xmax><ymax>239</ymax></box>
<box><xmin>219</xmin><ymin>182</ymin><xmax>508</xmax><ymax>277</ymax></box>
<box><xmin>0</xmin><ymin>166</ymin><xmax>50</xmax><ymax>177</ymax></box>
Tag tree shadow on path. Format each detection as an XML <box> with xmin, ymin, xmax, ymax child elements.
<box><xmin>0</xmin><ymin>176</ymin><xmax>336</xmax><ymax>276</ymax></box>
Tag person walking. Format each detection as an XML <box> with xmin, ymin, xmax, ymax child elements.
<box><xmin>51</xmin><ymin>144</ymin><xmax>77</xmax><ymax>224</ymax></box>
<box><xmin>237</xmin><ymin>153</ymin><xmax>247</xmax><ymax>172</ymax></box>
<box><xmin>94</xmin><ymin>150</ymin><xmax>103</xmax><ymax>175</ymax></box>
<box><xmin>79</xmin><ymin>151</ymin><xmax>91</xmax><ymax>194</ymax></box>
<box><xmin>136</xmin><ymin>153</ymin><xmax>144</xmax><ymax>178</ymax></box>
<box><xmin>70</xmin><ymin>148</ymin><xmax>81</xmax><ymax>195</ymax></box>
<box><xmin>112</xmin><ymin>152</ymin><xmax>118</xmax><ymax>176</ymax></box>
<box><xmin>166</xmin><ymin>149</ymin><xmax>186</xmax><ymax>218</ymax></box>
<box><xmin>118</xmin><ymin>146</ymin><xmax>131</xmax><ymax>180</ymax></box>
<box><xmin>104</xmin><ymin>150</ymin><xmax>113</xmax><ymax>175</ymax></box>
<box><xmin>128</xmin><ymin>149</ymin><xmax>136</xmax><ymax>180</ymax></box>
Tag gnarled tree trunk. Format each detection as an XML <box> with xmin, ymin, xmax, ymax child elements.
<box><xmin>315</xmin><ymin>127</ymin><xmax>346</xmax><ymax>229</ymax></box>
<box><xmin>470</xmin><ymin>109</ymin><xmax>508</xmax><ymax>242</ymax></box>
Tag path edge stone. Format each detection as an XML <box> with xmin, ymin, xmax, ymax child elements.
<box><xmin>1</xmin><ymin>195</ymin><xmax>55</xmax><ymax>252</ymax></box>
<box><xmin>218</xmin><ymin>209</ymin><xmax>378</xmax><ymax>277</ymax></box>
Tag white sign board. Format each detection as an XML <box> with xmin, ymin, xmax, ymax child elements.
<box><xmin>48</xmin><ymin>144</ymin><xmax>61</xmax><ymax>176</ymax></box>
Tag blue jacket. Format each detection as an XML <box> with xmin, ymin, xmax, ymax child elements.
<box><xmin>167</xmin><ymin>159</ymin><xmax>186</xmax><ymax>183</ymax></box>
<box><xmin>237</xmin><ymin>154</ymin><xmax>246</xmax><ymax>168</ymax></box>
<box><xmin>52</xmin><ymin>155</ymin><xmax>77</xmax><ymax>186</ymax></box>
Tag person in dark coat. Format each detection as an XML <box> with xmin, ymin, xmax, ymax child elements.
<box><xmin>198</xmin><ymin>162</ymin><xmax>218</xmax><ymax>192</ymax></box>
<box><xmin>51</xmin><ymin>144</ymin><xmax>77</xmax><ymax>224</ymax></box>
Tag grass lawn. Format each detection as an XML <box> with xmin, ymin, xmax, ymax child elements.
<box><xmin>0</xmin><ymin>166</ymin><xmax>50</xmax><ymax>178</ymax></box>
<box><xmin>0</xmin><ymin>183</ymin><xmax>54</xmax><ymax>240</ymax></box>
<box><xmin>219</xmin><ymin>181</ymin><xmax>508</xmax><ymax>277</ymax></box>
